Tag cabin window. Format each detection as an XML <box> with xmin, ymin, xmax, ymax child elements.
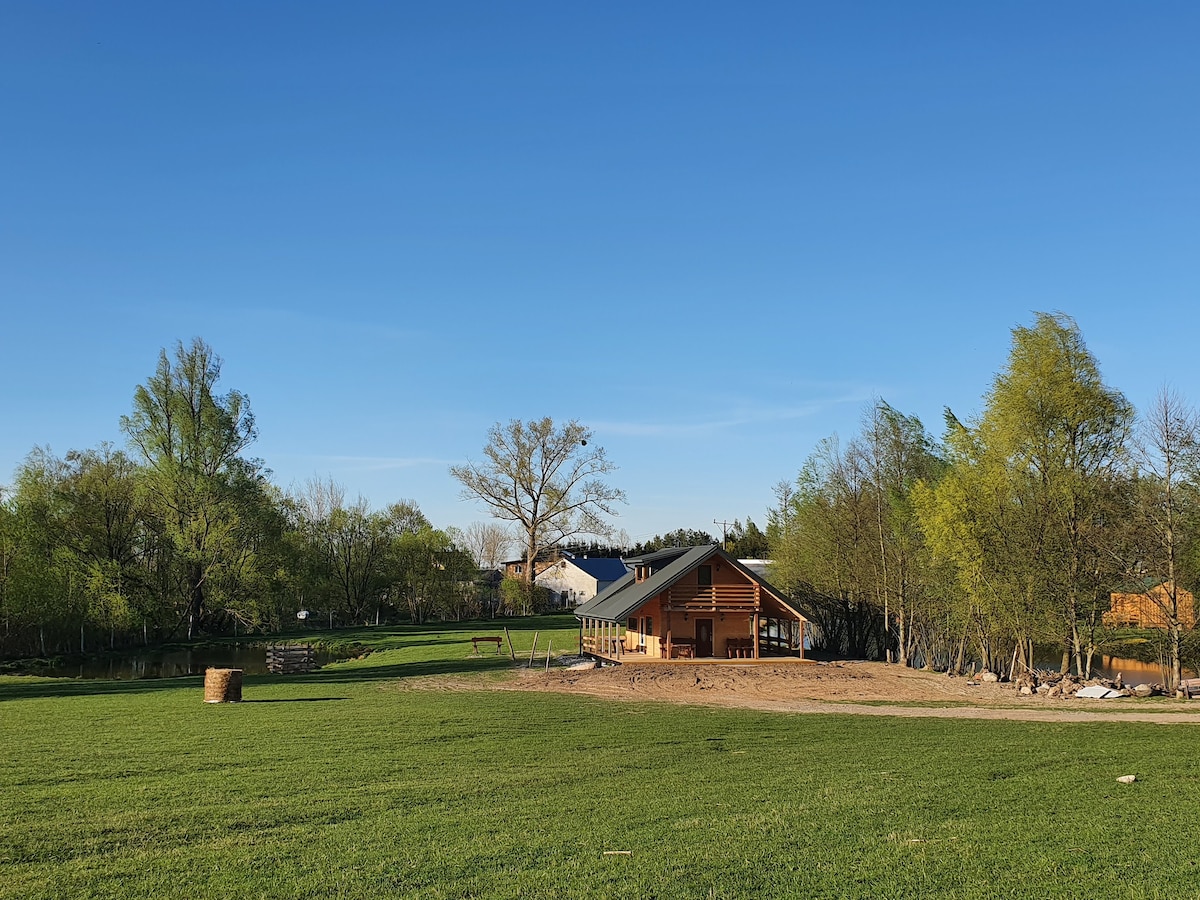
<box><xmin>628</xmin><ymin>617</ymin><xmax>637</xmax><ymax>632</ymax></box>
<box><xmin>698</xmin><ymin>565</ymin><xmax>712</xmax><ymax>587</ymax></box>
<box><xmin>642</xmin><ymin>617</ymin><xmax>651</xmax><ymax>647</ymax></box>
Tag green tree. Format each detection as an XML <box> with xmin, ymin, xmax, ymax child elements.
<box><xmin>917</xmin><ymin>313</ymin><xmax>1132</xmax><ymax>677</ymax></box>
<box><xmin>121</xmin><ymin>338</ymin><xmax>262</xmax><ymax>639</ymax></box>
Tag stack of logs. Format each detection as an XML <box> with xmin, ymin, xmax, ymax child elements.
<box><xmin>266</xmin><ymin>643</ymin><xmax>318</xmax><ymax>674</ymax></box>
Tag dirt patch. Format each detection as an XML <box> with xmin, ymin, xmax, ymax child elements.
<box><xmin>437</xmin><ymin>661</ymin><xmax>1200</xmax><ymax>724</ymax></box>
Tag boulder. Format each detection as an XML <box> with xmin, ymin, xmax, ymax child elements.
<box><xmin>1019</xmin><ymin>685</ymin><xmax>1033</xmax><ymax>696</ymax></box>
<box><xmin>1133</xmin><ymin>683</ymin><xmax>1154</xmax><ymax>698</ymax></box>
<box><xmin>1076</xmin><ymin>685</ymin><xmax>1122</xmax><ymax>699</ymax></box>
<box><xmin>980</xmin><ymin>671</ymin><xmax>1000</xmax><ymax>683</ymax></box>
<box><xmin>1117</xmin><ymin>775</ymin><xmax>1137</xmax><ymax>784</ymax></box>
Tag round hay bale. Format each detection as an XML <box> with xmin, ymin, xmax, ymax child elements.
<box><xmin>204</xmin><ymin>667</ymin><xmax>243</xmax><ymax>703</ymax></box>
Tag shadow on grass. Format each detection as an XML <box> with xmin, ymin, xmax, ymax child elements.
<box><xmin>0</xmin><ymin>654</ymin><xmax>524</xmax><ymax>702</ymax></box>
<box><xmin>0</xmin><ymin>675</ymin><xmax>203</xmax><ymax>703</ymax></box>
<box><xmin>284</xmin><ymin>655</ymin><xmax>520</xmax><ymax>687</ymax></box>
<box><xmin>240</xmin><ymin>697</ymin><xmax>349</xmax><ymax>704</ymax></box>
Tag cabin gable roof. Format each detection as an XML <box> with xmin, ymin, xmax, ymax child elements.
<box><xmin>573</xmin><ymin>545</ymin><xmax>803</xmax><ymax>623</ymax></box>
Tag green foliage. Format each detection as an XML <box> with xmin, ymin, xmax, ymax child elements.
<box><xmin>769</xmin><ymin>402</ymin><xmax>943</xmax><ymax>661</ymax></box>
<box><xmin>0</xmin><ymin>340</ymin><xmax>497</xmax><ymax>656</ymax></box>
<box><xmin>499</xmin><ymin>575</ymin><xmax>553</xmax><ymax>616</ymax></box>
<box><xmin>918</xmin><ymin>313</ymin><xmax>1133</xmax><ymax>676</ymax></box>
<box><xmin>629</xmin><ymin>528</ymin><xmax>716</xmax><ymax>556</ymax></box>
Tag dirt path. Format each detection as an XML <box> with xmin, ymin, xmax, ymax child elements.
<box><xmin>491</xmin><ymin>660</ymin><xmax>1200</xmax><ymax>724</ymax></box>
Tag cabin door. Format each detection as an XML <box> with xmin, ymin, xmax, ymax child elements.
<box><xmin>695</xmin><ymin>618</ymin><xmax>714</xmax><ymax>658</ymax></box>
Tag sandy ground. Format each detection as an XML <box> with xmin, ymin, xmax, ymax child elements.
<box><xmin>473</xmin><ymin>660</ymin><xmax>1200</xmax><ymax>724</ymax></box>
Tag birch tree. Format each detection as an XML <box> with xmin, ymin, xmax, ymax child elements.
<box><xmin>1127</xmin><ymin>387</ymin><xmax>1200</xmax><ymax>689</ymax></box>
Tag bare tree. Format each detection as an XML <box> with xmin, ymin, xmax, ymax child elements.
<box><xmin>1129</xmin><ymin>387</ymin><xmax>1200</xmax><ymax>690</ymax></box>
<box><xmin>461</xmin><ymin>521</ymin><xmax>513</xmax><ymax>570</ymax></box>
<box><xmin>450</xmin><ymin>418</ymin><xmax>625</xmax><ymax>588</ymax></box>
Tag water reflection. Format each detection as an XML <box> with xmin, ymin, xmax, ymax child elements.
<box><xmin>20</xmin><ymin>645</ymin><xmax>338</xmax><ymax>680</ymax></box>
<box><xmin>1034</xmin><ymin>653</ymin><xmax>1191</xmax><ymax>685</ymax></box>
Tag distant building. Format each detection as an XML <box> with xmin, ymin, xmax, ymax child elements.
<box><xmin>535</xmin><ymin>553</ymin><xmax>630</xmax><ymax>608</ymax></box>
<box><xmin>501</xmin><ymin>551</ymin><xmax>561</xmax><ymax>582</ymax></box>
<box><xmin>1104</xmin><ymin>581</ymin><xmax>1197</xmax><ymax>629</ymax></box>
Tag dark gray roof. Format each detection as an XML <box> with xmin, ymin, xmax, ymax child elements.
<box><xmin>573</xmin><ymin>545</ymin><xmax>802</xmax><ymax>623</ymax></box>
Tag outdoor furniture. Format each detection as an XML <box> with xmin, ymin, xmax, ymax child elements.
<box><xmin>725</xmin><ymin>638</ymin><xmax>754</xmax><ymax>659</ymax></box>
<box><xmin>471</xmin><ymin>636</ymin><xmax>504</xmax><ymax>655</ymax></box>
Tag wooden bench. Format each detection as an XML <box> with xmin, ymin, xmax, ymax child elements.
<box><xmin>726</xmin><ymin>638</ymin><xmax>754</xmax><ymax>659</ymax></box>
<box><xmin>471</xmin><ymin>636</ymin><xmax>504</xmax><ymax>656</ymax></box>
<box><xmin>1179</xmin><ymin>678</ymin><xmax>1200</xmax><ymax>699</ymax></box>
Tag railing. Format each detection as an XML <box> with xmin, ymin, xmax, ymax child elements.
<box><xmin>665</xmin><ymin>584</ymin><xmax>759</xmax><ymax>609</ymax></box>
<box><xmin>582</xmin><ymin>635</ymin><xmax>638</xmax><ymax>657</ymax></box>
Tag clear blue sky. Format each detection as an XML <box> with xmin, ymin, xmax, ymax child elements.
<box><xmin>2</xmin><ymin>2</ymin><xmax>1198</xmax><ymax>544</ymax></box>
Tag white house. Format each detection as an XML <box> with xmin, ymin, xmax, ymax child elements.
<box><xmin>535</xmin><ymin>553</ymin><xmax>630</xmax><ymax>608</ymax></box>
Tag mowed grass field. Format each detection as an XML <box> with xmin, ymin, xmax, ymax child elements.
<box><xmin>3</xmin><ymin>618</ymin><xmax>1199</xmax><ymax>899</ymax></box>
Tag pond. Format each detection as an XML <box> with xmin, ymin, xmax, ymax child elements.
<box><xmin>11</xmin><ymin>644</ymin><xmax>344</xmax><ymax>680</ymax></box>
<box><xmin>1033</xmin><ymin>653</ymin><xmax>1190</xmax><ymax>685</ymax></box>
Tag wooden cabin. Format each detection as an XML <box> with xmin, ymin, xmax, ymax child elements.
<box><xmin>575</xmin><ymin>545</ymin><xmax>809</xmax><ymax>662</ymax></box>
<box><xmin>1104</xmin><ymin>581</ymin><xmax>1197</xmax><ymax>629</ymax></box>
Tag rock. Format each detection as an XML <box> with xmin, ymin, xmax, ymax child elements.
<box><xmin>980</xmin><ymin>671</ymin><xmax>999</xmax><ymax>683</ymax></box>
<box><xmin>1045</xmin><ymin>686</ymin><xmax>1062</xmax><ymax>699</ymax></box>
<box><xmin>1133</xmin><ymin>683</ymin><xmax>1154</xmax><ymax>698</ymax></box>
<box><xmin>1117</xmin><ymin>775</ymin><xmax>1137</xmax><ymax>784</ymax></box>
<box><xmin>1019</xmin><ymin>685</ymin><xmax>1033</xmax><ymax>695</ymax></box>
<box><xmin>1076</xmin><ymin>685</ymin><xmax>1123</xmax><ymax>699</ymax></box>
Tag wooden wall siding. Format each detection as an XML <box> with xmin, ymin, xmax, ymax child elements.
<box><xmin>579</xmin><ymin>554</ymin><xmax>807</xmax><ymax>661</ymax></box>
<box><xmin>1104</xmin><ymin>584</ymin><xmax>1197</xmax><ymax>629</ymax></box>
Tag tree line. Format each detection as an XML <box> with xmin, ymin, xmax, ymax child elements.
<box><xmin>767</xmin><ymin>312</ymin><xmax>1200</xmax><ymax>689</ymax></box>
<box><xmin>0</xmin><ymin>339</ymin><xmax>482</xmax><ymax>658</ymax></box>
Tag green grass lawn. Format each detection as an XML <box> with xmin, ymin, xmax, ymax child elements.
<box><xmin>2</xmin><ymin>618</ymin><xmax>1199</xmax><ymax>899</ymax></box>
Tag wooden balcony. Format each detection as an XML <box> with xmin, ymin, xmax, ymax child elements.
<box><xmin>663</xmin><ymin>584</ymin><xmax>760</xmax><ymax>612</ymax></box>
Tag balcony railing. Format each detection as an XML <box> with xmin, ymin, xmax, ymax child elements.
<box><xmin>664</xmin><ymin>584</ymin><xmax>759</xmax><ymax>610</ymax></box>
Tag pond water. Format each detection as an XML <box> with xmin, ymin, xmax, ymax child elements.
<box><xmin>14</xmin><ymin>644</ymin><xmax>341</xmax><ymax>680</ymax></box>
<box><xmin>1032</xmin><ymin>653</ymin><xmax>1190</xmax><ymax>685</ymax></box>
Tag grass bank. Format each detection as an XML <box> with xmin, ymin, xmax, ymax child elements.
<box><xmin>2</xmin><ymin>618</ymin><xmax>1197</xmax><ymax>899</ymax></box>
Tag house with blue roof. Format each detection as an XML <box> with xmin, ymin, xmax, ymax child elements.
<box><xmin>535</xmin><ymin>552</ymin><xmax>630</xmax><ymax>608</ymax></box>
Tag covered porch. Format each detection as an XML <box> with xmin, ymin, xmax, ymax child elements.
<box><xmin>580</xmin><ymin>600</ymin><xmax>808</xmax><ymax>663</ymax></box>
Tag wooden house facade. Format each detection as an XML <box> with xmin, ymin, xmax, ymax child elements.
<box><xmin>1104</xmin><ymin>582</ymin><xmax>1197</xmax><ymax>629</ymax></box>
<box><xmin>574</xmin><ymin>545</ymin><xmax>809</xmax><ymax>662</ymax></box>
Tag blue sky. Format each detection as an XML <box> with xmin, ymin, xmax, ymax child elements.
<box><xmin>2</xmin><ymin>2</ymin><xmax>1198</xmax><ymax>544</ymax></box>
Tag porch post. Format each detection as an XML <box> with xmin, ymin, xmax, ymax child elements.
<box><xmin>753</xmin><ymin>611</ymin><xmax>760</xmax><ymax>659</ymax></box>
<box><xmin>799</xmin><ymin>620</ymin><xmax>805</xmax><ymax>660</ymax></box>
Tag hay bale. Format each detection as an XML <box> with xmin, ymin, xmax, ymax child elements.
<box><xmin>204</xmin><ymin>667</ymin><xmax>243</xmax><ymax>703</ymax></box>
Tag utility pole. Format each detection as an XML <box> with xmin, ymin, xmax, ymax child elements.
<box><xmin>713</xmin><ymin>519</ymin><xmax>735</xmax><ymax>551</ymax></box>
